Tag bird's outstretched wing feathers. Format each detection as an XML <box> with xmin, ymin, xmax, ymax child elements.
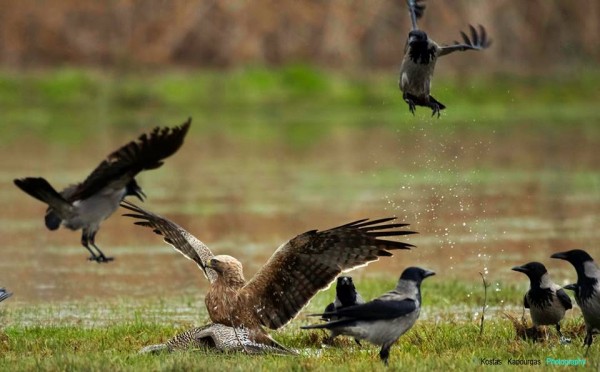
<box><xmin>407</xmin><ymin>0</ymin><xmax>426</xmax><ymax>31</ymax></box>
<box><xmin>239</xmin><ymin>218</ymin><xmax>417</xmax><ymax>330</ymax></box>
<box><xmin>70</xmin><ymin>118</ymin><xmax>191</xmax><ymax>201</ymax></box>
<box><xmin>120</xmin><ymin>201</ymin><xmax>218</xmax><ymax>283</ymax></box>
<box><xmin>439</xmin><ymin>25</ymin><xmax>492</xmax><ymax>57</ymax></box>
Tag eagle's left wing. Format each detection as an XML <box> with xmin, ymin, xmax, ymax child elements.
<box><xmin>121</xmin><ymin>201</ymin><xmax>218</xmax><ymax>283</ymax></box>
<box><xmin>238</xmin><ymin>218</ymin><xmax>416</xmax><ymax>330</ymax></box>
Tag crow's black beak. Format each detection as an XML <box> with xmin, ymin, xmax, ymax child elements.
<box><xmin>563</xmin><ymin>284</ymin><xmax>577</xmax><ymax>291</ymax></box>
<box><xmin>423</xmin><ymin>270</ymin><xmax>436</xmax><ymax>278</ymax></box>
<box><xmin>511</xmin><ymin>265</ymin><xmax>528</xmax><ymax>274</ymax></box>
<box><xmin>551</xmin><ymin>252</ymin><xmax>568</xmax><ymax>260</ymax></box>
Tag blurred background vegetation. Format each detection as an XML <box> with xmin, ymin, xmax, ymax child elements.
<box><xmin>0</xmin><ymin>1</ymin><xmax>599</xmax><ymax>304</ymax></box>
<box><xmin>0</xmin><ymin>0</ymin><xmax>598</xmax><ymax>72</ymax></box>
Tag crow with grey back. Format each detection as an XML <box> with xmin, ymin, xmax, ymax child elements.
<box><xmin>399</xmin><ymin>0</ymin><xmax>491</xmax><ymax>117</ymax></box>
<box><xmin>511</xmin><ymin>262</ymin><xmax>572</xmax><ymax>343</ymax></box>
<box><xmin>302</xmin><ymin>267</ymin><xmax>435</xmax><ymax>365</ymax></box>
<box><xmin>551</xmin><ymin>249</ymin><xmax>600</xmax><ymax>355</ymax></box>
<box><xmin>14</xmin><ymin>119</ymin><xmax>191</xmax><ymax>263</ymax></box>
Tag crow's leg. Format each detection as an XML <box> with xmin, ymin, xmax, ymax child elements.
<box><xmin>81</xmin><ymin>232</ymin><xmax>99</xmax><ymax>261</ymax></box>
<box><xmin>556</xmin><ymin>323</ymin><xmax>571</xmax><ymax>344</ymax></box>
<box><xmin>428</xmin><ymin>95</ymin><xmax>446</xmax><ymax>118</ymax></box>
<box><xmin>354</xmin><ymin>338</ymin><xmax>362</xmax><ymax>347</ymax></box>
<box><xmin>584</xmin><ymin>329</ymin><xmax>593</xmax><ymax>356</ymax></box>
<box><xmin>89</xmin><ymin>230</ymin><xmax>114</xmax><ymax>263</ymax></box>
<box><xmin>379</xmin><ymin>344</ymin><xmax>392</xmax><ymax>366</ymax></box>
<box><xmin>403</xmin><ymin>92</ymin><xmax>418</xmax><ymax>115</ymax></box>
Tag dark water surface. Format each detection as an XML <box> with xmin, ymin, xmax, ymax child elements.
<box><xmin>1</xmin><ymin>121</ymin><xmax>598</xmax><ymax>306</ymax></box>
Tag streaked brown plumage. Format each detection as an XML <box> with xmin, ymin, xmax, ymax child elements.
<box><xmin>139</xmin><ymin>323</ymin><xmax>294</xmax><ymax>355</ymax></box>
<box><xmin>122</xmin><ymin>201</ymin><xmax>417</xmax><ymax>350</ymax></box>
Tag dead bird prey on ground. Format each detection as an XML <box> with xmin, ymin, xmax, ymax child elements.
<box><xmin>121</xmin><ymin>201</ymin><xmax>416</xmax><ymax>352</ymax></box>
<box><xmin>14</xmin><ymin>119</ymin><xmax>190</xmax><ymax>263</ymax></box>
<box><xmin>399</xmin><ymin>0</ymin><xmax>491</xmax><ymax>117</ymax></box>
<box><xmin>511</xmin><ymin>262</ymin><xmax>572</xmax><ymax>343</ymax></box>
<box><xmin>302</xmin><ymin>267</ymin><xmax>434</xmax><ymax>365</ymax></box>
<box><xmin>139</xmin><ymin>323</ymin><xmax>294</xmax><ymax>355</ymax></box>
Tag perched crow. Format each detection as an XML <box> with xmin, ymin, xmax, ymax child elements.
<box><xmin>511</xmin><ymin>262</ymin><xmax>572</xmax><ymax>343</ymax></box>
<box><xmin>302</xmin><ymin>267</ymin><xmax>435</xmax><ymax>365</ymax></box>
<box><xmin>322</xmin><ymin>276</ymin><xmax>365</xmax><ymax>344</ymax></box>
<box><xmin>551</xmin><ymin>249</ymin><xmax>600</xmax><ymax>355</ymax></box>
<box><xmin>399</xmin><ymin>0</ymin><xmax>491</xmax><ymax>117</ymax></box>
<box><xmin>14</xmin><ymin>119</ymin><xmax>191</xmax><ymax>263</ymax></box>
<box><xmin>0</xmin><ymin>288</ymin><xmax>12</xmax><ymax>303</ymax></box>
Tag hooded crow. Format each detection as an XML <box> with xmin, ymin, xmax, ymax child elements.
<box><xmin>511</xmin><ymin>262</ymin><xmax>572</xmax><ymax>343</ymax></box>
<box><xmin>14</xmin><ymin>119</ymin><xmax>190</xmax><ymax>263</ymax></box>
<box><xmin>551</xmin><ymin>249</ymin><xmax>600</xmax><ymax>355</ymax></box>
<box><xmin>302</xmin><ymin>267</ymin><xmax>435</xmax><ymax>365</ymax></box>
<box><xmin>0</xmin><ymin>288</ymin><xmax>12</xmax><ymax>303</ymax></box>
<box><xmin>322</xmin><ymin>276</ymin><xmax>365</xmax><ymax>345</ymax></box>
<box><xmin>399</xmin><ymin>0</ymin><xmax>491</xmax><ymax>117</ymax></box>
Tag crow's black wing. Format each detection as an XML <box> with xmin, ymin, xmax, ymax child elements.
<box><xmin>556</xmin><ymin>288</ymin><xmax>573</xmax><ymax>310</ymax></box>
<box><xmin>70</xmin><ymin>118</ymin><xmax>191</xmax><ymax>201</ymax></box>
<box><xmin>439</xmin><ymin>25</ymin><xmax>492</xmax><ymax>57</ymax></box>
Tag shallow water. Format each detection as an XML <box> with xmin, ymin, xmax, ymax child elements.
<box><xmin>0</xmin><ymin>119</ymin><xmax>598</xmax><ymax>309</ymax></box>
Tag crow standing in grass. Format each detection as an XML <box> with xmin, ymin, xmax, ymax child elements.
<box><xmin>0</xmin><ymin>288</ymin><xmax>12</xmax><ymax>303</ymax></box>
<box><xmin>551</xmin><ymin>249</ymin><xmax>600</xmax><ymax>355</ymax></box>
<box><xmin>511</xmin><ymin>262</ymin><xmax>572</xmax><ymax>343</ymax></box>
<box><xmin>302</xmin><ymin>267</ymin><xmax>435</xmax><ymax>365</ymax></box>
<box><xmin>322</xmin><ymin>276</ymin><xmax>365</xmax><ymax>344</ymax></box>
<box><xmin>399</xmin><ymin>0</ymin><xmax>491</xmax><ymax>117</ymax></box>
<box><xmin>13</xmin><ymin>119</ymin><xmax>191</xmax><ymax>263</ymax></box>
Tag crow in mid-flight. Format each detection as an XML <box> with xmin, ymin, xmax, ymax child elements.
<box><xmin>399</xmin><ymin>0</ymin><xmax>491</xmax><ymax>117</ymax></box>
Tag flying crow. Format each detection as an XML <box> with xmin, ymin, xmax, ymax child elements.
<box><xmin>302</xmin><ymin>267</ymin><xmax>434</xmax><ymax>365</ymax></box>
<box><xmin>14</xmin><ymin>119</ymin><xmax>191</xmax><ymax>263</ymax></box>
<box><xmin>511</xmin><ymin>262</ymin><xmax>572</xmax><ymax>343</ymax></box>
<box><xmin>399</xmin><ymin>0</ymin><xmax>491</xmax><ymax>117</ymax></box>
<box><xmin>551</xmin><ymin>249</ymin><xmax>600</xmax><ymax>355</ymax></box>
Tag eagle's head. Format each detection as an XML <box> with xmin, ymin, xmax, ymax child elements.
<box><xmin>206</xmin><ymin>255</ymin><xmax>246</xmax><ymax>284</ymax></box>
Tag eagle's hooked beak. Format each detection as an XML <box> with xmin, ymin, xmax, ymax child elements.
<box><xmin>205</xmin><ymin>258</ymin><xmax>218</xmax><ymax>270</ymax></box>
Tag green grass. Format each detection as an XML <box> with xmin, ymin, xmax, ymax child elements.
<box><xmin>1</xmin><ymin>278</ymin><xmax>596</xmax><ymax>371</ymax></box>
<box><xmin>1</xmin><ymin>66</ymin><xmax>600</xmax><ymax>147</ymax></box>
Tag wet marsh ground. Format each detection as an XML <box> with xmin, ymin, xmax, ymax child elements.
<box><xmin>0</xmin><ymin>67</ymin><xmax>599</xmax><ymax>369</ymax></box>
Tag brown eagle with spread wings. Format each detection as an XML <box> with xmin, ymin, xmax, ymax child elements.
<box><xmin>121</xmin><ymin>201</ymin><xmax>417</xmax><ymax>350</ymax></box>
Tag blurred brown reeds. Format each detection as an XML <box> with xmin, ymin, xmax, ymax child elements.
<box><xmin>0</xmin><ymin>0</ymin><xmax>598</xmax><ymax>72</ymax></box>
